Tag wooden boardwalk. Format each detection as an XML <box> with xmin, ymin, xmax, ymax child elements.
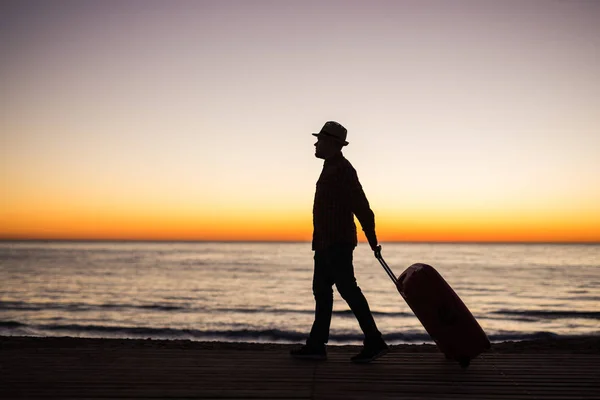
<box><xmin>2</xmin><ymin>337</ymin><xmax>599</xmax><ymax>399</ymax></box>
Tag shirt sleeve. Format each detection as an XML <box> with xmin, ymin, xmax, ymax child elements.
<box><xmin>345</xmin><ymin>166</ymin><xmax>378</xmax><ymax>247</ymax></box>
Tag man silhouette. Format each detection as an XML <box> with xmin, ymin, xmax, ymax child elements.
<box><xmin>291</xmin><ymin>121</ymin><xmax>388</xmax><ymax>363</ymax></box>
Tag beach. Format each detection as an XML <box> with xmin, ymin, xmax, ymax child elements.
<box><xmin>2</xmin><ymin>335</ymin><xmax>599</xmax><ymax>399</ymax></box>
<box><xmin>2</xmin><ymin>242</ymin><xmax>599</xmax><ymax>398</ymax></box>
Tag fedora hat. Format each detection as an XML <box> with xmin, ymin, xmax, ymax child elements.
<box><xmin>312</xmin><ymin>121</ymin><xmax>349</xmax><ymax>146</ymax></box>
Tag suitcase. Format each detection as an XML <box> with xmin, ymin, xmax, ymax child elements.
<box><xmin>376</xmin><ymin>248</ymin><xmax>491</xmax><ymax>368</ymax></box>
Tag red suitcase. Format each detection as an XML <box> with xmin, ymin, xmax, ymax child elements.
<box><xmin>377</xmin><ymin>249</ymin><xmax>491</xmax><ymax>368</ymax></box>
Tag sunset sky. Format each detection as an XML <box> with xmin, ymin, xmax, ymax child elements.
<box><xmin>1</xmin><ymin>0</ymin><xmax>599</xmax><ymax>242</ymax></box>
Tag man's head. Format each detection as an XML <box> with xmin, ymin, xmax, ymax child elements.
<box><xmin>312</xmin><ymin>121</ymin><xmax>348</xmax><ymax>160</ymax></box>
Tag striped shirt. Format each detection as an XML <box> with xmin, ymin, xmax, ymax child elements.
<box><xmin>312</xmin><ymin>153</ymin><xmax>377</xmax><ymax>251</ymax></box>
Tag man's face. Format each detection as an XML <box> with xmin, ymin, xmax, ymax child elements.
<box><xmin>314</xmin><ymin>136</ymin><xmax>341</xmax><ymax>159</ymax></box>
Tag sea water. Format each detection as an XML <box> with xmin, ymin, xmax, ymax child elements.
<box><xmin>1</xmin><ymin>241</ymin><xmax>599</xmax><ymax>344</ymax></box>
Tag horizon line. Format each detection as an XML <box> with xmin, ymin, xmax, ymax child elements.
<box><xmin>1</xmin><ymin>238</ymin><xmax>599</xmax><ymax>245</ymax></box>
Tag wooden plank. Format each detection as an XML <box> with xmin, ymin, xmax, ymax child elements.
<box><xmin>1</xmin><ymin>337</ymin><xmax>600</xmax><ymax>399</ymax></box>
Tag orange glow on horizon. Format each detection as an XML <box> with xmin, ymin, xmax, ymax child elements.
<box><xmin>1</xmin><ymin>205</ymin><xmax>599</xmax><ymax>243</ymax></box>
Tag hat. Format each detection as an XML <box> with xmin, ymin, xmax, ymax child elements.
<box><xmin>312</xmin><ymin>121</ymin><xmax>349</xmax><ymax>146</ymax></box>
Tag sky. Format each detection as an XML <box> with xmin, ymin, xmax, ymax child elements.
<box><xmin>1</xmin><ymin>0</ymin><xmax>599</xmax><ymax>242</ymax></box>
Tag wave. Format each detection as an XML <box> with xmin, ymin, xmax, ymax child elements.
<box><xmin>211</xmin><ymin>308</ymin><xmax>413</xmax><ymax>318</ymax></box>
<box><xmin>0</xmin><ymin>301</ymin><xmax>187</xmax><ymax>312</ymax></box>
<box><xmin>0</xmin><ymin>321</ymin><xmax>24</xmax><ymax>328</ymax></box>
<box><xmin>3</xmin><ymin>300</ymin><xmax>599</xmax><ymax>321</ymax></box>
<box><xmin>492</xmin><ymin>310</ymin><xmax>600</xmax><ymax>320</ymax></box>
<box><xmin>1</xmin><ymin>320</ymin><xmax>595</xmax><ymax>343</ymax></box>
<box><xmin>0</xmin><ymin>301</ymin><xmax>412</xmax><ymax>317</ymax></box>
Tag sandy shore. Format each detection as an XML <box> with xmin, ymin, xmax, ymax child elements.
<box><xmin>2</xmin><ymin>335</ymin><xmax>600</xmax><ymax>399</ymax></box>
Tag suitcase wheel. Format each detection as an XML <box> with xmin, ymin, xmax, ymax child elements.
<box><xmin>458</xmin><ymin>357</ymin><xmax>471</xmax><ymax>369</ymax></box>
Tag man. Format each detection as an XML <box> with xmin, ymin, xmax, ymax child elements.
<box><xmin>291</xmin><ymin>121</ymin><xmax>388</xmax><ymax>363</ymax></box>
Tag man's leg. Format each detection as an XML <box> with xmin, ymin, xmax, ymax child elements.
<box><xmin>307</xmin><ymin>249</ymin><xmax>335</xmax><ymax>346</ymax></box>
<box><xmin>291</xmin><ymin>249</ymin><xmax>334</xmax><ymax>359</ymax></box>
<box><xmin>330</xmin><ymin>244</ymin><xmax>383</xmax><ymax>344</ymax></box>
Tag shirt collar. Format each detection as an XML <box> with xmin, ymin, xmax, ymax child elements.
<box><xmin>324</xmin><ymin>152</ymin><xmax>344</xmax><ymax>167</ymax></box>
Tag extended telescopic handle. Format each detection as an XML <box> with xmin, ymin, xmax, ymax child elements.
<box><xmin>375</xmin><ymin>245</ymin><xmax>398</xmax><ymax>285</ymax></box>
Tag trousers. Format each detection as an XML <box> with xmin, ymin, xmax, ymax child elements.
<box><xmin>308</xmin><ymin>243</ymin><xmax>382</xmax><ymax>346</ymax></box>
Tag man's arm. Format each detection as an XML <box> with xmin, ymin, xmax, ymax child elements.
<box><xmin>346</xmin><ymin>168</ymin><xmax>378</xmax><ymax>251</ymax></box>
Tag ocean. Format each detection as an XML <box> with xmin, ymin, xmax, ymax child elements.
<box><xmin>1</xmin><ymin>241</ymin><xmax>599</xmax><ymax>344</ymax></box>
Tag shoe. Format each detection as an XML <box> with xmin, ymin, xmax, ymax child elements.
<box><xmin>351</xmin><ymin>340</ymin><xmax>389</xmax><ymax>363</ymax></box>
<box><xmin>290</xmin><ymin>344</ymin><xmax>327</xmax><ymax>360</ymax></box>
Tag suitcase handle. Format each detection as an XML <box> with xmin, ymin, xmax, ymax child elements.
<box><xmin>375</xmin><ymin>246</ymin><xmax>398</xmax><ymax>284</ymax></box>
